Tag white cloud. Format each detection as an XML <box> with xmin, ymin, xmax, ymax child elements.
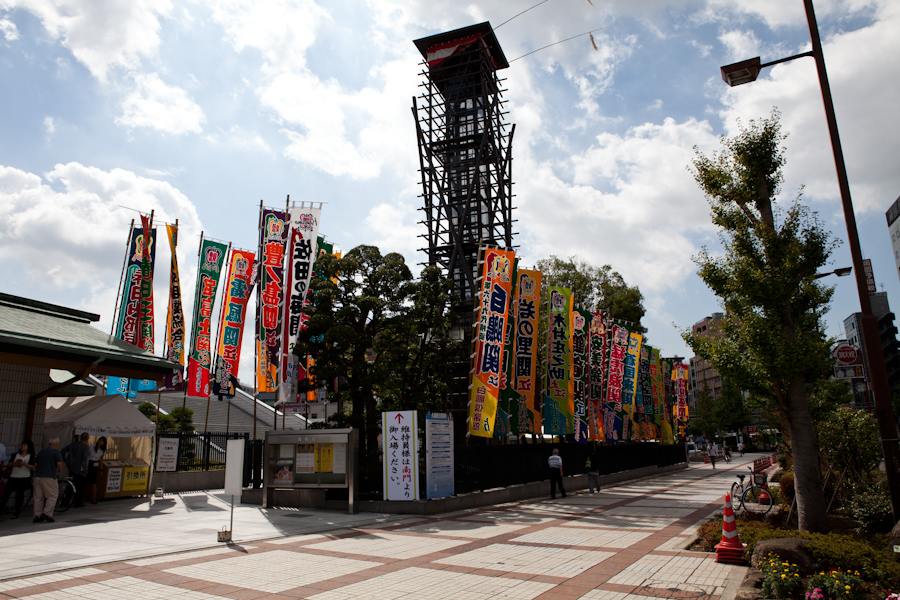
<box><xmin>43</xmin><ymin>116</ymin><xmax>55</xmax><ymax>135</ymax></box>
<box><xmin>0</xmin><ymin>17</ymin><xmax>18</xmax><ymax>40</ymax></box>
<box><xmin>5</xmin><ymin>0</ymin><xmax>172</xmax><ymax>80</ymax></box>
<box><xmin>117</xmin><ymin>73</ymin><xmax>205</xmax><ymax>135</ymax></box>
<box><xmin>719</xmin><ymin>29</ymin><xmax>761</xmax><ymax>61</ymax></box>
<box><xmin>365</xmin><ymin>202</ymin><xmax>421</xmax><ymax>258</ymax></box>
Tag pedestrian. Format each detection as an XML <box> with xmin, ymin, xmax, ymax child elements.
<box><xmin>33</xmin><ymin>437</ymin><xmax>64</xmax><ymax>523</ymax></box>
<box><xmin>0</xmin><ymin>440</ymin><xmax>35</xmax><ymax>519</ymax></box>
<box><xmin>548</xmin><ymin>448</ymin><xmax>566</xmax><ymax>499</ymax></box>
<box><xmin>85</xmin><ymin>436</ymin><xmax>107</xmax><ymax>504</ymax></box>
<box><xmin>586</xmin><ymin>449</ymin><xmax>600</xmax><ymax>494</ymax></box>
<box><xmin>708</xmin><ymin>443</ymin><xmax>717</xmax><ymax>469</ymax></box>
<box><xmin>738</xmin><ymin>441</ymin><xmax>744</xmax><ymax>456</ymax></box>
<box><xmin>724</xmin><ymin>446</ymin><xmax>732</xmax><ymax>463</ymax></box>
<box><xmin>62</xmin><ymin>432</ymin><xmax>90</xmax><ymax>508</ymax></box>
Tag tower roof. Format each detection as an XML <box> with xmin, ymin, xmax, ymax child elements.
<box><xmin>413</xmin><ymin>22</ymin><xmax>509</xmax><ymax>71</ymax></box>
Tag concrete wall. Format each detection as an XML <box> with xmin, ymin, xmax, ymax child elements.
<box><xmin>151</xmin><ymin>470</ymin><xmax>225</xmax><ymax>494</ymax></box>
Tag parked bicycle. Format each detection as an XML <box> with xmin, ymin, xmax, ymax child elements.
<box><xmin>15</xmin><ymin>477</ymin><xmax>77</xmax><ymax>515</ymax></box>
<box><xmin>730</xmin><ymin>466</ymin><xmax>773</xmax><ymax>515</ymax></box>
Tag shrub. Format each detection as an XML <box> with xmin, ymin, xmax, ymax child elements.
<box><xmin>760</xmin><ymin>552</ymin><xmax>804</xmax><ymax>599</ymax></box>
<box><xmin>780</xmin><ymin>471</ymin><xmax>795</xmax><ymax>503</ymax></box>
<box><xmin>806</xmin><ymin>569</ymin><xmax>866</xmax><ymax>600</ymax></box>
<box><xmin>846</xmin><ymin>477</ymin><xmax>893</xmax><ymax>534</ymax></box>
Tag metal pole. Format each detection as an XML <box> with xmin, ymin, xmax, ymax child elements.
<box><xmin>803</xmin><ymin>0</ymin><xmax>900</xmax><ymax>520</ymax></box>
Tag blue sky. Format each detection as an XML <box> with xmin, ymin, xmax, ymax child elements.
<box><xmin>1</xmin><ymin>0</ymin><xmax>898</xmax><ymax>383</ymax></box>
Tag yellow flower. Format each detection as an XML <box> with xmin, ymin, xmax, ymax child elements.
<box><xmin>845</xmin><ymin>586</ymin><xmax>851</xmax><ymax>590</ymax></box>
<box><xmin>781</xmin><ymin>575</ymin><xmax>787</xmax><ymax>579</ymax></box>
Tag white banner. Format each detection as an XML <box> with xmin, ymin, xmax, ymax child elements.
<box><xmin>425</xmin><ymin>412</ymin><xmax>454</xmax><ymax>500</ymax></box>
<box><xmin>279</xmin><ymin>204</ymin><xmax>322</xmax><ymax>406</ymax></box>
<box><xmin>383</xmin><ymin>410</ymin><xmax>419</xmax><ymax>501</ymax></box>
<box><xmin>155</xmin><ymin>438</ymin><xmax>179</xmax><ymax>472</ymax></box>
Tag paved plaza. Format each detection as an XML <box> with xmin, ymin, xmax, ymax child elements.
<box><xmin>0</xmin><ymin>455</ymin><xmax>756</xmax><ymax>599</ymax></box>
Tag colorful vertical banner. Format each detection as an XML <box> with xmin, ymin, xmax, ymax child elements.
<box><xmin>255</xmin><ymin>208</ymin><xmax>288</xmax><ymax>394</ymax></box>
<box><xmin>513</xmin><ymin>269</ymin><xmax>541</xmax><ymax>434</ymax></box>
<box><xmin>187</xmin><ymin>239</ymin><xmax>229</xmax><ymax>398</ymax></box>
<box><xmin>497</xmin><ymin>259</ymin><xmax>518</xmax><ymax>438</ymax></box>
<box><xmin>674</xmin><ymin>363</ymin><xmax>690</xmax><ymax>442</ymax></box>
<box><xmin>604</xmin><ymin>322</ymin><xmax>629</xmax><ymax>442</ymax></box>
<box><xmin>545</xmin><ymin>286</ymin><xmax>573</xmax><ymax>436</ymax></box>
<box><xmin>467</xmin><ymin>247</ymin><xmax>515</xmax><ymax>437</ymax></box>
<box><xmin>570</xmin><ymin>308</ymin><xmax>591</xmax><ymax>443</ymax></box>
<box><xmin>661</xmin><ymin>358</ymin><xmax>676</xmax><ymax>443</ymax></box>
<box><xmin>588</xmin><ymin>312</ymin><xmax>606</xmax><ymax>441</ymax></box>
<box><xmin>135</xmin><ymin>214</ymin><xmax>155</xmax><ymax>353</ymax></box>
<box><xmin>213</xmin><ymin>249</ymin><xmax>255</xmax><ymax>398</ymax></box>
<box><xmin>649</xmin><ymin>347</ymin><xmax>663</xmax><ymax>439</ymax></box>
<box><xmin>635</xmin><ymin>345</ymin><xmax>652</xmax><ymax>439</ymax></box>
<box><xmin>114</xmin><ymin>224</ymin><xmax>156</xmax><ymax>346</ymax></box>
<box><xmin>164</xmin><ymin>224</ymin><xmax>185</xmax><ymax>389</ymax></box>
<box><xmin>279</xmin><ymin>205</ymin><xmax>321</xmax><ymax>406</ymax></box>
<box><xmin>622</xmin><ymin>330</ymin><xmax>643</xmax><ymax>440</ymax></box>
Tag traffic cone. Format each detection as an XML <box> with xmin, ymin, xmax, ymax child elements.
<box><xmin>714</xmin><ymin>493</ymin><xmax>746</xmax><ymax>564</ymax></box>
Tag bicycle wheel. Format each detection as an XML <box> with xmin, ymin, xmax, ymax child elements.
<box><xmin>741</xmin><ymin>485</ymin><xmax>774</xmax><ymax>515</ymax></box>
<box><xmin>56</xmin><ymin>481</ymin><xmax>75</xmax><ymax>513</ymax></box>
<box><xmin>729</xmin><ymin>483</ymin><xmax>742</xmax><ymax>511</ymax></box>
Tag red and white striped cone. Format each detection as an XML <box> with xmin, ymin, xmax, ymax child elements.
<box><xmin>714</xmin><ymin>493</ymin><xmax>746</xmax><ymax>564</ymax></box>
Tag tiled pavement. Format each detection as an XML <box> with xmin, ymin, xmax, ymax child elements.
<box><xmin>0</xmin><ymin>455</ymin><xmax>756</xmax><ymax>599</ymax></box>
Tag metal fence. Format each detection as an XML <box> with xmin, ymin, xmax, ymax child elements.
<box><xmin>358</xmin><ymin>442</ymin><xmax>687</xmax><ymax>501</ymax></box>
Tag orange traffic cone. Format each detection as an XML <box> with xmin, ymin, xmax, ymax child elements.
<box><xmin>714</xmin><ymin>493</ymin><xmax>746</xmax><ymax>564</ymax></box>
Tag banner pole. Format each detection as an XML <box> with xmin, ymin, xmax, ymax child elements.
<box><xmin>253</xmin><ymin>201</ymin><xmax>263</xmax><ymax>441</ymax></box>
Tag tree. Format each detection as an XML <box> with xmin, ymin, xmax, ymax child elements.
<box><xmin>536</xmin><ymin>255</ymin><xmax>646</xmax><ymax>331</ymax></box>
<box><xmin>714</xmin><ymin>380</ymin><xmax>753</xmax><ymax>434</ymax></box>
<box><xmin>690</xmin><ymin>387</ymin><xmax>718</xmax><ymax>439</ymax></box>
<box><xmin>684</xmin><ymin>111</ymin><xmax>838</xmax><ymax>533</ymax></box>
<box><xmin>818</xmin><ymin>405</ymin><xmax>881</xmax><ymax>480</ymax></box>
<box><xmin>294</xmin><ymin>246</ymin><xmax>460</xmax><ymax>451</ymax></box>
<box><xmin>136</xmin><ymin>401</ymin><xmax>194</xmax><ymax>431</ymax></box>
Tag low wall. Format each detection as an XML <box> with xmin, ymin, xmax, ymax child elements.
<box><xmin>239</xmin><ymin>461</ymin><xmax>688</xmax><ymax>512</ymax></box>
<box><xmin>151</xmin><ymin>470</ymin><xmax>225</xmax><ymax>494</ymax></box>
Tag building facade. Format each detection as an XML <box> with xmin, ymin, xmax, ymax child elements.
<box><xmin>843</xmin><ymin>291</ymin><xmax>900</xmax><ymax>411</ymax></box>
<box><xmin>886</xmin><ymin>195</ymin><xmax>900</xmax><ymax>285</ymax></box>
<box><xmin>688</xmin><ymin>313</ymin><xmax>724</xmax><ymax>411</ymax></box>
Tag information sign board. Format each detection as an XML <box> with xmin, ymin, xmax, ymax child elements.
<box><xmin>425</xmin><ymin>412</ymin><xmax>454</xmax><ymax>500</ymax></box>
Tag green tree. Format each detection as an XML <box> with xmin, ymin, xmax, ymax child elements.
<box><xmin>536</xmin><ymin>255</ymin><xmax>646</xmax><ymax>331</ymax></box>
<box><xmin>690</xmin><ymin>387</ymin><xmax>718</xmax><ymax>439</ymax></box>
<box><xmin>818</xmin><ymin>405</ymin><xmax>881</xmax><ymax>480</ymax></box>
<box><xmin>684</xmin><ymin>111</ymin><xmax>838</xmax><ymax>533</ymax></box>
<box><xmin>294</xmin><ymin>246</ymin><xmax>460</xmax><ymax>450</ymax></box>
<box><xmin>714</xmin><ymin>380</ymin><xmax>753</xmax><ymax>433</ymax></box>
<box><xmin>137</xmin><ymin>401</ymin><xmax>176</xmax><ymax>431</ymax></box>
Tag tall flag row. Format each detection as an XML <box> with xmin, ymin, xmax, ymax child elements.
<box><xmin>107</xmin><ymin>201</ymin><xmax>325</xmax><ymax>408</ymax></box>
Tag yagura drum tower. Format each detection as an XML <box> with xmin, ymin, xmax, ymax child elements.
<box><xmin>413</xmin><ymin>23</ymin><xmax>517</xmax><ymax>340</ymax></box>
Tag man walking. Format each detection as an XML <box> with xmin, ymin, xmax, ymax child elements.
<box><xmin>33</xmin><ymin>438</ymin><xmax>63</xmax><ymax>523</ymax></box>
<box><xmin>548</xmin><ymin>449</ymin><xmax>566</xmax><ymax>499</ymax></box>
<box><xmin>586</xmin><ymin>449</ymin><xmax>601</xmax><ymax>493</ymax></box>
<box><xmin>708</xmin><ymin>442</ymin><xmax>717</xmax><ymax>469</ymax></box>
<box><xmin>62</xmin><ymin>432</ymin><xmax>90</xmax><ymax>508</ymax></box>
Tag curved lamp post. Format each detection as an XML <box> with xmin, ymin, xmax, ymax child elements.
<box><xmin>719</xmin><ymin>0</ymin><xmax>900</xmax><ymax>520</ymax></box>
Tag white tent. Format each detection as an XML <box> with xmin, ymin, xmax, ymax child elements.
<box><xmin>45</xmin><ymin>395</ymin><xmax>156</xmax><ymax>440</ymax></box>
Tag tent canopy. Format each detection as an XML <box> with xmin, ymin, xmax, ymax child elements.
<box><xmin>45</xmin><ymin>394</ymin><xmax>156</xmax><ymax>440</ymax></box>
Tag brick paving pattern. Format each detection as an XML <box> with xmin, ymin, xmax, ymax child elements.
<box><xmin>0</xmin><ymin>459</ymin><xmax>749</xmax><ymax>599</ymax></box>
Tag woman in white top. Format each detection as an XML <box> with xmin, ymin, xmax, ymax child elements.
<box><xmin>1</xmin><ymin>440</ymin><xmax>36</xmax><ymax>519</ymax></box>
<box><xmin>85</xmin><ymin>436</ymin><xmax>107</xmax><ymax>504</ymax></box>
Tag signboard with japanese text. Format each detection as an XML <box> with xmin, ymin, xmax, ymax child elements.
<box><xmin>280</xmin><ymin>205</ymin><xmax>321</xmax><ymax>406</ymax></box>
<box><xmin>256</xmin><ymin>208</ymin><xmax>288</xmax><ymax>393</ymax></box>
<box><xmin>661</xmin><ymin>358</ymin><xmax>676</xmax><ymax>443</ymax></box>
<box><xmin>649</xmin><ymin>347</ymin><xmax>664</xmax><ymax>439</ymax></box>
<box><xmin>467</xmin><ymin>247</ymin><xmax>515</xmax><ymax>437</ymax></box>
<box><xmin>426</xmin><ymin>412</ymin><xmax>454</xmax><ymax>499</ymax></box>
<box><xmin>622</xmin><ymin>331</ymin><xmax>643</xmax><ymax>434</ymax></box>
<box><xmin>213</xmin><ymin>249</ymin><xmax>256</xmax><ymax>397</ymax></box>
<box><xmin>383</xmin><ymin>410</ymin><xmax>419</xmax><ymax>500</ymax></box>
<box><xmin>497</xmin><ymin>258</ymin><xmax>518</xmax><ymax>438</ymax></box>
<box><xmin>588</xmin><ymin>311</ymin><xmax>606</xmax><ymax>440</ymax></box>
<box><xmin>187</xmin><ymin>238</ymin><xmax>228</xmax><ymax>397</ymax></box>
<box><xmin>863</xmin><ymin>258</ymin><xmax>876</xmax><ymax>293</ymax></box>
<box><xmin>155</xmin><ymin>437</ymin><xmax>179</xmax><ymax>472</ymax></box>
<box><xmin>513</xmin><ymin>269</ymin><xmax>542</xmax><ymax>434</ymax></box>
<box><xmin>634</xmin><ymin>344</ymin><xmax>652</xmax><ymax>439</ymax></box>
<box><xmin>545</xmin><ymin>286</ymin><xmax>573</xmax><ymax>436</ymax></box>
<box><xmin>114</xmin><ymin>223</ymin><xmax>156</xmax><ymax>346</ymax></box>
<box><xmin>136</xmin><ymin>214</ymin><xmax>155</xmax><ymax>354</ymax></box>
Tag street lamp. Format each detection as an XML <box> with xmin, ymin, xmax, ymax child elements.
<box><xmin>813</xmin><ymin>266</ymin><xmax>852</xmax><ymax>280</ymax></box>
<box><xmin>720</xmin><ymin>0</ymin><xmax>900</xmax><ymax>521</ymax></box>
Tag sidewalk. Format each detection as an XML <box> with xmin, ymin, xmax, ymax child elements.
<box><xmin>0</xmin><ymin>454</ymin><xmax>756</xmax><ymax>599</ymax></box>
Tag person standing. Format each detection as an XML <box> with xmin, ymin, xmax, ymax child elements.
<box><xmin>33</xmin><ymin>437</ymin><xmax>64</xmax><ymax>523</ymax></box>
<box><xmin>586</xmin><ymin>449</ymin><xmax>601</xmax><ymax>494</ymax></box>
<box><xmin>738</xmin><ymin>441</ymin><xmax>744</xmax><ymax>456</ymax></box>
<box><xmin>62</xmin><ymin>432</ymin><xmax>90</xmax><ymax>508</ymax></box>
<box><xmin>548</xmin><ymin>449</ymin><xmax>566</xmax><ymax>499</ymax></box>
<box><xmin>708</xmin><ymin>443</ymin><xmax>717</xmax><ymax>469</ymax></box>
<box><xmin>0</xmin><ymin>440</ymin><xmax>35</xmax><ymax>519</ymax></box>
<box><xmin>85</xmin><ymin>436</ymin><xmax>107</xmax><ymax>504</ymax></box>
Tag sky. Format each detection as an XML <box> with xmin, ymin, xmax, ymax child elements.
<box><xmin>1</xmin><ymin>0</ymin><xmax>899</xmax><ymax>385</ymax></box>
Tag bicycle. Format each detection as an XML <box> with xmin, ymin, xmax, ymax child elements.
<box><xmin>730</xmin><ymin>467</ymin><xmax>773</xmax><ymax>515</ymax></box>
<box><xmin>16</xmin><ymin>477</ymin><xmax>77</xmax><ymax>514</ymax></box>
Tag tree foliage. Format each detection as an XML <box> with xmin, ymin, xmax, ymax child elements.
<box><xmin>684</xmin><ymin>111</ymin><xmax>838</xmax><ymax>532</ymax></box>
<box><xmin>293</xmin><ymin>246</ymin><xmax>461</xmax><ymax>449</ymax></box>
<box><xmin>818</xmin><ymin>405</ymin><xmax>882</xmax><ymax>479</ymax></box>
<box><xmin>536</xmin><ymin>255</ymin><xmax>646</xmax><ymax>331</ymax></box>
<box><xmin>137</xmin><ymin>402</ymin><xmax>195</xmax><ymax>431</ymax></box>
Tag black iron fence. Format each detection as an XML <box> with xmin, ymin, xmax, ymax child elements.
<box><xmin>156</xmin><ymin>432</ymin><xmax>267</xmax><ymax>488</ymax></box>
<box><xmin>358</xmin><ymin>442</ymin><xmax>687</xmax><ymax>501</ymax></box>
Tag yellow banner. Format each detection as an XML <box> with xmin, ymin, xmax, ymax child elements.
<box><xmin>468</xmin><ymin>378</ymin><xmax>499</xmax><ymax>437</ymax></box>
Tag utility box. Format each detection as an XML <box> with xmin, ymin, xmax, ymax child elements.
<box><xmin>263</xmin><ymin>428</ymin><xmax>359</xmax><ymax>514</ymax></box>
